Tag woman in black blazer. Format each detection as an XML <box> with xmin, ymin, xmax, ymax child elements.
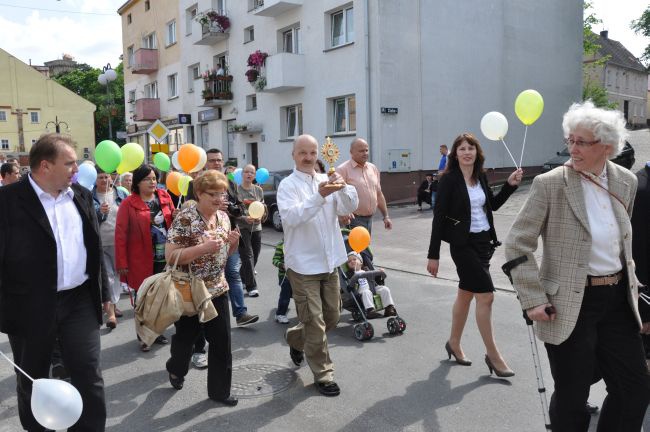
<box><xmin>426</xmin><ymin>133</ymin><xmax>522</xmax><ymax>377</ymax></box>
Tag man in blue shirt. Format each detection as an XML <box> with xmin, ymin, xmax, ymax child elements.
<box><xmin>432</xmin><ymin>145</ymin><xmax>448</xmax><ymax>208</ymax></box>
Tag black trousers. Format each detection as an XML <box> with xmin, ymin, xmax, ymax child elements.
<box><xmin>166</xmin><ymin>294</ymin><xmax>232</xmax><ymax>400</ymax></box>
<box><xmin>9</xmin><ymin>284</ymin><xmax>106</xmax><ymax>432</ymax></box>
<box><xmin>417</xmin><ymin>190</ymin><xmax>432</xmax><ymax>207</ymax></box>
<box><xmin>239</xmin><ymin>229</ymin><xmax>261</xmax><ymax>292</ymax></box>
<box><xmin>545</xmin><ymin>280</ymin><xmax>650</xmax><ymax>432</ymax></box>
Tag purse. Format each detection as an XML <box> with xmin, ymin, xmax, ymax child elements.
<box><xmin>168</xmin><ymin>249</ymin><xmax>199</xmax><ymax>317</ymax></box>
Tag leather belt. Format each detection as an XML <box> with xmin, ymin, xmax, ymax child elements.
<box><xmin>353</xmin><ymin>214</ymin><xmax>373</xmax><ymax>218</ymax></box>
<box><xmin>586</xmin><ymin>271</ymin><xmax>624</xmax><ymax>287</ymax></box>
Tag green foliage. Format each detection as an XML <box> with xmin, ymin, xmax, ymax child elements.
<box><xmin>583</xmin><ymin>2</ymin><xmax>602</xmax><ymax>58</ymax></box>
<box><xmin>631</xmin><ymin>5</ymin><xmax>650</xmax><ymax>67</ymax></box>
<box><xmin>54</xmin><ymin>63</ymin><xmax>125</xmax><ymax>144</ymax></box>
<box><xmin>582</xmin><ymin>79</ymin><xmax>618</xmax><ymax>109</ymax></box>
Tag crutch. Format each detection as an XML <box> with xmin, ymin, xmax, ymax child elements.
<box><xmin>502</xmin><ymin>256</ymin><xmax>554</xmax><ymax>431</ymax></box>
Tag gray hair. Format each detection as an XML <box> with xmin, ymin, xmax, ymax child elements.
<box><xmin>119</xmin><ymin>172</ymin><xmax>133</xmax><ymax>182</ymax></box>
<box><xmin>562</xmin><ymin>100</ymin><xmax>627</xmax><ymax>157</ymax></box>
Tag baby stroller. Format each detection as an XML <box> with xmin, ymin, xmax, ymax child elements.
<box><xmin>339</xmin><ymin>228</ymin><xmax>406</xmax><ymax>341</ymax></box>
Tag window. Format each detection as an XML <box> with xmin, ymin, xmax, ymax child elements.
<box><xmin>0</xmin><ymin>111</ymin><xmax>6</xmax><ymax>121</ymax></box>
<box><xmin>30</xmin><ymin>112</ymin><xmax>40</xmax><ymax>123</ymax></box>
<box><xmin>166</xmin><ymin>20</ymin><xmax>177</xmax><ymax>46</ymax></box>
<box><xmin>186</xmin><ymin>6</ymin><xmax>197</xmax><ymax>35</ymax></box>
<box><xmin>333</xmin><ymin>95</ymin><xmax>355</xmax><ymax>133</ymax></box>
<box><xmin>244</xmin><ymin>26</ymin><xmax>255</xmax><ymax>43</ymax></box>
<box><xmin>331</xmin><ymin>6</ymin><xmax>354</xmax><ymax>47</ymax></box>
<box><xmin>128</xmin><ymin>89</ymin><xmax>136</xmax><ymax>103</ymax></box>
<box><xmin>143</xmin><ymin>32</ymin><xmax>157</xmax><ymax>49</ymax></box>
<box><xmin>127</xmin><ymin>45</ymin><xmax>134</xmax><ymax>67</ymax></box>
<box><xmin>144</xmin><ymin>81</ymin><xmax>158</xmax><ymax>99</ymax></box>
<box><xmin>283</xmin><ymin>104</ymin><xmax>303</xmax><ymax>138</ymax></box>
<box><xmin>1</xmin><ymin>139</ymin><xmax>8</xmax><ymax>150</ymax></box>
<box><xmin>282</xmin><ymin>25</ymin><xmax>301</xmax><ymax>53</ymax></box>
<box><xmin>246</xmin><ymin>94</ymin><xmax>257</xmax><ymax>111</ymax></box>
<box><xmin>127</xmin><ymin>13</ymin><xmax>132</xmax><ymax>24</ymax></box>
<box><xmin>144</xmin><ymin>0</ymin><xmax>150</xmax><ymax>11</ymax></box>
<box><xmin>214</xmin><ymin>53</ymin><xmax>227</xmax><ymax>71</ymax></box>
<box><xmin>188</xmin><ymin>63</ymin><xmax>200</xmax><ymax>91</ymax></box>
<box><xmin>248</xmin><ymin>0</ymin><xmax>264</xmax><ymax>11</ymax></box>
<box><xmin>168</xmin><ymin>74</ymin><xmax>178</xmax><ymax>98</ymax></box>
<box><xmin>216</xmin><ymin>0</ymin><xmax>226</xmax><ymax>14</ymax></box>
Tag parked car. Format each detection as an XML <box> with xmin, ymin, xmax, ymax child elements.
<box><xmin>541</xmin><ymin>141</ymin><xmax>635</xmax><ymax>173</ymax></box>
<box><xmin>260</xmin><ymin>169</ymin><xmax>292</xmax><ymax>231</ymax></box>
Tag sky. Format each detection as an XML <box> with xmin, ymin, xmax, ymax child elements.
<box><xmin>0</xmin><ymin>0</ymin><xmax>648</xmax><ymax>68</ymax></box>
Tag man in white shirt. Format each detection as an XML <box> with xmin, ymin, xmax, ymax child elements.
<box><xmin>277</xmin><ymin>134</ymin><xmax>358</xmax><ymax>397</ymax></box>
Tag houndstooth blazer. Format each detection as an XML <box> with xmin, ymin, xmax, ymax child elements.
<box><xmin>505</xmin><ymin>161</ymin><xmax>640</xmax><ymax>345</ymax></box>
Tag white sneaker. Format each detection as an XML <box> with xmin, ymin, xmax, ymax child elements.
<box><xmin>248</xmin><ymin>289</ymin><xmax>259</xmax><ymax>297</ymax></box>
<box><xmin>275</xmin><ymin>314</ymin><xmax>290</xmax><ymax>324</ymax></box>
<box><xmin>121</xmin><ymin>283</ymin><xmax>130</xmax><ymax>294</ymax></box>
<box><xmin>192</xmin><ymin>353</ymin><xmax>208</xmax><ymax>369</ymax></box>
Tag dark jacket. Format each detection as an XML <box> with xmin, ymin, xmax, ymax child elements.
<box><xmin>427</xmin><ymin>169</ymin><xmax>517</xmax><ymax>259</ymax></box>
<box><xmin>632</xmin><ymin>165</ymin><xmax>650</xmax><ymax>285</ymax></box>
<box><xmin>0</xmin><ymin>177</ymin><xmax>109</xmax><ymax>335</ymax></box>
<box><xmin>92</xmin><ymin>186</ymin><xmax>128</xmax><ymax>224</ymax></box>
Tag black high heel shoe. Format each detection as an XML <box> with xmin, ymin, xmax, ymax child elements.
<box><xmin>484</xmin><ymin>355</ymin><xmax>515</xmax><ymax>378</ymax></box>
<box><xmin>445</xmin><ymin>341</ymin><xmax>472</xmax><ymax>366</ymax></box>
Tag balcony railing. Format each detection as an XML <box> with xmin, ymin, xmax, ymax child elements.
<box><xmin>252</xmin><ymin>0</ymin><xmax>302</xmax><ymax>17</ymax></box>
<box><xmin>131</xmin><ymin>48</ymin><xmax>158</xmax><ymax>74</ymax></box>
<box><xmin>194</xmin><ymin>10</ymin><xmax>230</xmax><ymax>45</ymax></box>
<box><xmin>134</xmin><ymin>98</ymin><xmax>160</xmax><ymax>121</ymax></box>
<box><xmin>201</xmin><ymin>76</ymin><xmax>233</xmax><ymax>106</ymax></box>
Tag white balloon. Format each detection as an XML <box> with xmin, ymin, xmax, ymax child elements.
<box><xmin>248</xmin><ymin>201</ymin><xmax>265</xmax><ymax>219</ymax></box>
<box><xmin>171</xmin><ymin>151</ymin><xmax>183</xmax><ymax>172</ymax></box>
<box><xmin>31</xmin><ymin>378</ymin><xmax>83</xmax><ymax>430</ymax></box>
<box><xmin>480</xmin><ymin>111</ymin><xmax>509</xmax><ymax>141</ymax></box>
<box><xmin>189</xmin><ymin>147</ymin><xmax>207</xmax><ymax>173</ymax></box>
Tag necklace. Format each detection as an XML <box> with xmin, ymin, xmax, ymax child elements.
<box><xmin>197</xmin><ymin>208</ymin><xmax>217</xmax><ymax>229</ymax></box>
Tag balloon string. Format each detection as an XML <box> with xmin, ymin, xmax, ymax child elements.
<box><xmin>0</xmin><ymin>350</ymin><xmax>34</xmax><ymax>382</ymax></box>
<box><xmin>519</xmin><ymin>125</ymin><xmax>528</xmax><ymax>168</ymax></box>
<box><xmin>500</xmin><ymin>139</ymin><xmax>519</xmax><ymax>169</ymax></box>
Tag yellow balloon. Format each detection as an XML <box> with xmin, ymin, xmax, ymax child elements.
<box><xmin>248</xmin><ymin>201</ymin><xmax>265</xmax><ymax>219</ymax></box>
<box><xmin>116</xmin><ymin>159</ymin><xmax>129</xmax><ymax>174</ymax></box>
<box><xmin>178</xmin><ymin>175</ymin><xmax>191</xmax><ymax>196</ymax></box>
<box><xmin>514</xmin><ymin>89</ymin><xmax>544</xmax><ymax>126</ymax></box>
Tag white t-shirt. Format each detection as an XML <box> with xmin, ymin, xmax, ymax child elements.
<box><xmin>97</xmin><ymin>191</ymin><xmax>119</xmax><ymax>246</ymax></box>
<box><xmin>467</xmin><ymin>182</ymin><xmax>490</xmax><ymax>233</ymax></box>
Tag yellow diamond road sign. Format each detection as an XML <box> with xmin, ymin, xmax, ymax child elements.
<box><xmin>148</xmin><ymin>119</ymin><xmax>169</xmax><ymax>143</ymax></box>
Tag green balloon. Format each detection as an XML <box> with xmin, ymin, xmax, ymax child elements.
<box><xmin>95</xmin><ymin>140</ymin><xmax>122</xmax><ymax>173</ymax></box>
<box><xmin>227</xmin><ymin>172</ymin><xmax>235</xmax><ymax>181</ymax></box>
<box><xmin>153</xmin><ymin>152</ymin><xmax>171</xmax><ymax>172</ymax></box>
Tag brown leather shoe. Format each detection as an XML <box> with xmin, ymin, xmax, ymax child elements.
<box><xmin>384</xmin><ymin>305</ymin><xmax>397</xmax><ymax>317</ymax></box>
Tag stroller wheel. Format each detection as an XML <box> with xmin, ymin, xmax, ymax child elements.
<box><xmin>387</xmin><ymin>318</ymin><xmax>399</xmax><ymax>335</ymax></box>
<box><xmin>351</xmin><ymin>309</ymin><xmax>363</xmax><ymax>322</ymax></box>
<box><xmin>353</xmin><ymin>324</ymin><xmax>366</xmax><ymax>341</ymax></box>
<box><xmin>396</xmin><ymin>317</ymin><xmax>406</xmax><ymax>333</ymax></box>
<box><xmin>363</xmin><ymin>322</ymin><xmax>374</xmax><ymax>340</ymax></box>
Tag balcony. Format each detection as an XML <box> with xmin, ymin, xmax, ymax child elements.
<box><xmin>131</xmin><ymin>48</ymin><xmax>158</xmax><ymax>74</ymax></box>
<box><xmin>251</xmin><ymin>0</ymin><xmax>302</xmax><ymax>17</ymax></box>
<box><xmin>134</xmin><ymin>98</ymin><xmax>160</xmax><ymax>121</ymax></box>
<box><xmin>201</xmin><ymin>76</ymin><xmax>233</xmax><ymax>106</ymax></box>
<box><xmin>262</xmin><ymin>53</ymin><xmax>304</xmax><ymax>93</ymax></box>
<box><xmin>195</xmin><ymin>21</ymin><xmax>230</xmax><ymax>45</ymax></box>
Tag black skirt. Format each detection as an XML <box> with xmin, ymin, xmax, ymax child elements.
<box><xmin>450</xmin><ymin>230</ymin><xmax>495</xmax><ymax>293</ymax></box>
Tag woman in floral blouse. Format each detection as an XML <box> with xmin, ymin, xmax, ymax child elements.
<box><xmin>164</xmin><ymin>170</ymin><xmax>241</xmax><ymax>406</ymax></box>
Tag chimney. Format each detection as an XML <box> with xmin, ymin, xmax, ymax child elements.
<box><xmin>600</xmin><ymin>30</ymin><xmax>608</xmax><ymax>39</ymax></box>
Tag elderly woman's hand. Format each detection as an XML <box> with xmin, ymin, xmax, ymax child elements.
<box><xmin>201</xmin><ymin>235</ymin><xmax>224</xmax><ymax>254</ymax></box>
<box><xmin>526</xmin><ymin>303</ymin><xmax>556</xmax><ymax>322</ymax></box>
<box><xmin>507</xmin><ymin>168</ymin><xmax>524</xmax><ymax>186</ymax></box>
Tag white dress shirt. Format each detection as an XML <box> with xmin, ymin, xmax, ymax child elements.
<box><xmin>29</xmin><ymin>175</ymin><xmax>88</xmax><ymax>291</ymax></box>
<box><xmin>467</xmin><ymin>183</ymin><xmax>490</xmax><ymax>233</ymax></box>
<box><xmin>581</xmin><ymin>167</ymin><xmax>622</xmax><ymax>276</ymax></box>
<box><xmin>277</xmin><ymin>168</ymin><xmax>359</xmax><ymax>275</ymax></box>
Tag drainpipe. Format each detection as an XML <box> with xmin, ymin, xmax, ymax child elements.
<box><xmin>364</xmin><ymin>0</ymin><xmax>373</xmax><ymax>160</ymax></box>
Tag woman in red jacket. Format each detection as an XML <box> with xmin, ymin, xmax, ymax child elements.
<box><xmin>115</xmin><ymin>164</ymin><xmax>175</xmax><ymax>350</ymax></box>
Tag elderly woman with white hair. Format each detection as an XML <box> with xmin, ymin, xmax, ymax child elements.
<box><xmin>505</xmin><ymin>101</ymin><xmax>650</xmax><ymax>431</ymax></box>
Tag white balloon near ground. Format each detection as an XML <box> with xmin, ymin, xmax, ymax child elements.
<box><xmin>480</xmin><ymin>111</ymin><xmax>509</xmax><ymax>141</ymax></box>
<box><xmin>31</xmin><ymin>378</ymin><xmax>83</xmax><ymax>430</ymax></box>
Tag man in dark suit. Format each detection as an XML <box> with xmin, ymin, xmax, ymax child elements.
<box><xmin>0</xmin><ymin>133</ymin><xmax>108</xmax><ymax>431</ymax></box>
<box><xmin>633</xmin><ymin>162</ymin><xmax>650</xmax><ymax>358</ymax></box>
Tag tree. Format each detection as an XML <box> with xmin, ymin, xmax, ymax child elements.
<box><xmin>631</xmin><ymin>5</ymin><xmax>650</xmax><ymax>67</ymax></box>
<box><xmin>54</xmin><ymin>63</ymin><xmax>126</xmax><ymax>145</ymax></box>
<box><xmin>582</xmin><ymin>79</ymin><xmax>618</xmax><ymax>109</ymax></box>
<box><xmin>582</xmin><ymin>2</ymin><xmax>614</xmax><ymax>108</ymax></box>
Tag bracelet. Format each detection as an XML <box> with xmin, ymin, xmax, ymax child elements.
<box><xmin>383</xmin><ymin>216</ymin><xmax>390</xmax><ymax>220</ymax></box>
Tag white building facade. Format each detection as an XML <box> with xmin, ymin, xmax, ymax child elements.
<box><xmin>121</xmin><ymin>0</ymin><xmax>583</xmax><ymax>201</ymax></box>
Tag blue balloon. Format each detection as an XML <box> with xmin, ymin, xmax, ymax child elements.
<box><xmin>77</xmin><ymin>163</ymin><xmax>97</xmax><ymax>191</ymax></box>
<box><xmin>233</xmin><ymin>168</ymin><xmax>243</xmax><ymax>185</ymax></box>
<box><xmin>255</xmin><ymin>167</ymin><xmax>270</xmax><ymax>185</ymax></box>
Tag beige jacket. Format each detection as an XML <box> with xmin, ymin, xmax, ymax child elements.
<box><xmin>505</xmin><ymin>161</ymin><xmax>640</xmax><ymax>345</ymax></box>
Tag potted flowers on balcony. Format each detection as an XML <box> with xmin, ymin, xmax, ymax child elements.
<box><xmin>245</xmin><ymin>50</ymin><xmax>268</xmax><ymax>90</ymax></box>
<box><xmin>245</xmin><ymin>69</ymin><xmax>259</xmax><ymax>83</ymax></box>
<box><xmin>195</xmin><ymin>9</ymin><xmax>231</xmax><ymax>33</ymax></box>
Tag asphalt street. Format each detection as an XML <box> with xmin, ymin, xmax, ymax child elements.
<box><xmin>0</xmin><ymin>130</ymin><xmax>648</xmax><ymax>431</ymax></box>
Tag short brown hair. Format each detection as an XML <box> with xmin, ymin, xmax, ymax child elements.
<box><xmin>29</xmin><ymin>133</ymin><xmax>76</xmax><ymax>170</ymax></box>
<box><xmin>193</xmin><ymin>169</ymin><xmax>228</xmax><ymax>196</ymax></box>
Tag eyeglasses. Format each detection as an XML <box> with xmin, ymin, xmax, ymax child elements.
<box><xmin>564</xmin><ymin>137</ymin><xmax>601</xmax><ymax>148</ymax></box>
<box><xmin>203</xmin><ymin>191</ymin><xmax>228</xmax><ymax>199</ymax></box>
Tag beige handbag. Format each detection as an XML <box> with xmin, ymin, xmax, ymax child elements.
<box><xmin>169</xmin><ymin>249</ymin><xmax>200</xmax><ymax>317</ymax></box>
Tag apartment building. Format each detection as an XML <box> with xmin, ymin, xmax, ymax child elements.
<box><xmin>119</xmin><ymin>0</ymin><xmax>582</xmax><ymax>200</ymax></box>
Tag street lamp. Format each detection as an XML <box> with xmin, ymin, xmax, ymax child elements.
<box><xmin>45</xmin><ymin>116</ymin><xmax>69</xmax><ymax>133</ymax></box>
<box><xmin>98</xmin><ymin>63</ymin><xmax>117</xmax><ymax>140</ymax></box>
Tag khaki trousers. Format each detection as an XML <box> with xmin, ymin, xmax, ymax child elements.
<box><xmin>285</xmin><ymin>269</ymin><xmax>341</xmax><ymax>383</ymax></box>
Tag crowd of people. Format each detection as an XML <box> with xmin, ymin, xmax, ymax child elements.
<box><xmin>1</xmin><ymin>99</ymin><xmax>650</xmax><ymax>431</ymax></box>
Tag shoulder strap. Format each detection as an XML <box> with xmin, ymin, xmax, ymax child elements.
<box><xmin>564</xmin><ymin>165</ymin><xmax>627</xmax><ymax>211</ymax></box>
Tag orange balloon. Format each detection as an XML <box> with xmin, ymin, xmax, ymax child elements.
<box><xmin>166</xmin><ymin>171</ymin><xmax>182</xmax><ymax>196</ymax></box>
<box><xmin>177</xmin><ymin>144</ymin><xmax>200</xmax><ymax>173</ymax></box>
<box><xmin>348</xmin><ymin>226</ymin><xmax>371</xmax><ymax>253</ymax></box>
